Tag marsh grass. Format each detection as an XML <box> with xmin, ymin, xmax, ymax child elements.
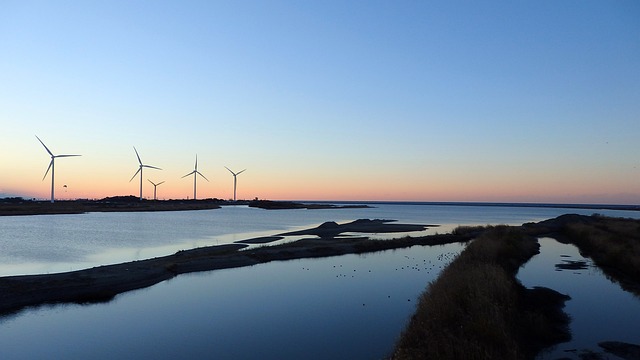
<box><xmin>451</xmin><ymin>225</ymin><xmax>489</xmax><ymax>237</ymax></box>
<box><xmin>392</xmin><ymin>226</ymin><xmax>569</xmax><ymax>360</ymax></box>
<box><xmin>563</xmin><ymin>215</ymin><xmax>640</xmax><ymax>294</ymax></box>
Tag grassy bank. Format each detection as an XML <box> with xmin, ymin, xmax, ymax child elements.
<box><xmin>391</xmin><ymin>226</ymin><xmax>570</xmax><ymax>360</ymax></box>
<box><xmin>560</xmin><ymin>215</ymin><xmax>640</xmax><ymax>295</ymax></box>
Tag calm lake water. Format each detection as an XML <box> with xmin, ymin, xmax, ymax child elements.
<box><xmin>1</xmin><ymin>203</ymin><xmax>639</xmax><ymax>359</ymax></box>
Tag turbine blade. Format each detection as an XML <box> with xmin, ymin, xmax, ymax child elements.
<box><xmin>56</xmin><ymin>154</ymin><xmax>81</xmax><ymax>158</ymax></box>
<box><xmin>224</xmin><ymin>166</ymin><xmax>235</xmax><ymax>175</ymax></box>
<box><xmin>195</xmin><ymin>154</ymin><xmax>198</xmax><ymax>170</ymax></box>
<box><xmin>42</xmin><ymin>159</ymin><xmax>53</xmax><ymax>180</ymax></box>
<box><xmin>157</xmin><ymin>181</ymin><xmax>165</xmax><ymax>186</ymax></box>
<box><xmin>237</xmin><ymin>169</ymin><xmax>246</xmax><ymax>175</ymax></box>
<box><xmin>196</xmin><ymin>171</ymin><xmax>209</xmax><ymax>182</ymax></box>
<box><xmin>148</xmin><ymin>179</ymin><xmax>156</xmax><ymax>186</ymax></box>
<box><xmin>129</xmin><ymin>168</ymin><xmax>141</xmax><ymax>182</ymax></box>
<box><xmin>143</xmin><ymin>165</ymin><xmax>162</xmax><ymax>170</ymax></box>
<box><xmin>133</xmin><ymin>147</ymin><xmax>142</xmax><ymax>165</ymax></box>
<box><xmin>35</xmin><ymin>135</ymin><xmax>54</xmax><ymax>156</ymax></box>
<box><xmin>182</xmin><ymin>171</ymin><xmax>196</xmax><ymax>178</ymax></box>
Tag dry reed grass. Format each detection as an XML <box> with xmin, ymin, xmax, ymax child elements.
<box><xmin>563</xmin><ymin>215</ymin><xmax>640</xmax><ymax>294</ymax></box>
<box><xmin>391</xmin><ymin>226</ymin><xmax>569</xmax><ymax>360</ymax></box>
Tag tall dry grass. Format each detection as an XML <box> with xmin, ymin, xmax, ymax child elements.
<box><xmin>392</xmin><ymin>226</ymin><xmax>569</xmax><ymax>360</ymax></box>
<box><xmin>563</xmin><ymin>215</ymin><xmax>640</xmax><ymax>293</ymax></box>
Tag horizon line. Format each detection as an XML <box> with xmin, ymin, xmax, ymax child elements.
<box><xmin>2</xmin><ymin>196</ymin><xmax>639</xmax><ymax>210</ymax></box>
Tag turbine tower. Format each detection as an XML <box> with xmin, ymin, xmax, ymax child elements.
<box><xmin>130</xmin><ymin>147</ymin><xmax>161</xmax><ymax>200</ymax></box>
<box><xmin>182</xmin><ymin>155</ymin><xmax>209</xmax><ymax>200</ymax></box>
<box><xmin>35</xmin><ymin>135</ymin><xmax>81</xmax><ymax>203</ymax></box>
<box><xmin>225</xmin><ymin>166</ymin><xmax>246</xmax><ymax>202</ymax></box>
<box><xmin>148</xmin><ymin>180</ymin><xmax>165</xmax><ymax>201</ymax></box>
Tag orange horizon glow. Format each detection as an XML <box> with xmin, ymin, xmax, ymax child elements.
<box><xmin>5</xmin><ymin>179</ymin><xmax>640</xmax><ymax>205</ymax></box>
<box><xmin>2</xmin><ymin>138</ymin><xmax>639</xmax><ymax>206</ymax></box>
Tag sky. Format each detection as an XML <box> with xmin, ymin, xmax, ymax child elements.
<box><xmin>1</xmin><ymin>1</ymin><xmax>639</xmax><ymax>204</ymax></box>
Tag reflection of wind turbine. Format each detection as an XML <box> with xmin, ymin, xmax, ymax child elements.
<box><xmin>130</xmin><ymin>147</ymin><xmax>161</xmax><ymax>200</ymax></box>
<box><xmin>36</xmin><ymin>135</ymin><xmax>81</xmax><ymax>203</ymax></box>
<box><xmin>182</xmin><ymin>155</ymin><xmax>209</xmax><ymax>200</ymax></box>
<box><xmin>148</xmin><ymin>180</ymin><xmax>165</xmax><ymax>201</ymax></box>
<box><xmin>225</xmin><ymin>167</ymin><xmax>246</xmax><ymax>201</ymax></box>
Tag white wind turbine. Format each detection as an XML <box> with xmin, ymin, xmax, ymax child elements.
<box><xmin>225</xmin><ymin>166</ymin><xmax>246</xmax><ymax>202</ymax></box>
<box><xmin>148</xmin><ymin>180</ymin><xmax>165</xmax><ymax>201</ymax></box>
<box><xmin>36</xmin><ymin>135</ymin><xmax>81</xmax><ymax>203</ymax></box>
<box><xmin>130</xmin><ymin>147</ymin><xmax>161</xmax><ymax>200</ymax></box>
<box><xmin>182</xmin><ymin>155</ymin><xmax>209</xmax><ymax>200</ymax></box>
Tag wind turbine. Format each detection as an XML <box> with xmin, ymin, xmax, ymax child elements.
<box><xmin>147</xmin><ymin>180</ymin><xmax>165</xmax><ymax>201</ymax></box>
<box><xmin>182</xmin><ymin>155</ymin><xmax>209</xmax><ymax>200</ymax></box>
<box><xmin>130</xmin><ymin>147</ymin><xmax>161</xmax><ymax>200</ymax></box>
<box><xmin>225</xmin><ymin>166</ymin><xmax>246</xmax><ymax>201</ymax></box>
<box><xmin>35</xmin><ymin>135</ymin><xmax>81</xmax><ymax>203</ymax></box>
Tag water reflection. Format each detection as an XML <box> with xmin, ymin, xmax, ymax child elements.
<box><xmin>0</xmin><ymin>244</ymin><xmax>465</xmax><ymax>359</ymax></box>
<box><xmin>518</xmin><ymin>238</ymin><xmax>640</xmax><ymax>359</ymax></box>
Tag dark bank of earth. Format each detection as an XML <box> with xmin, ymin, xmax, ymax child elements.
<box><xmin>599</xmin><ymin>341</ymin><xmax>640</xmax><ymax>360</ymax></box>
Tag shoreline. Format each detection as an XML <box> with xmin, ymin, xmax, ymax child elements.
<box><xmin>0</xmin><ymin>219</ymin><xmax>454</xmax><ymax>315</ymax></box>
<box><xmin>298</xmin><ymin>200</ymin><xmax>640</xmax><ymax>212</ymax></box>
<box><xmin>1</xmin><ymin>198</ymin><xmax>638</xmax><ymax>216</ymax></box>
<box><xmin>0</xmin><ymin>197</ymin><xmax>223</xmax><ymax>216</ymax></box>
<box><xmin>0</xmin><ymin>198</ymin><xmax>370</xmax><ymax>216</ymax></box>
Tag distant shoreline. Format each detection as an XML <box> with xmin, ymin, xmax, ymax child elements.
<box><xmin>0</xmin><ymin>197</ymin><xmax>371</xmax><ymax>216</ymax></box>
<box><xmin>0</xmin><ymin>197</ymin><xmax>638</xmax><ymax>216</ymax></box>
<box><xmin>301</xmin><ymin>200</ymin><xmax>640</xmax><ymax>212</ymax></box>
<box><xmin>0</xmin><ymin>197</ymin><xmax>224</xmax><ymax>216</ymax></box>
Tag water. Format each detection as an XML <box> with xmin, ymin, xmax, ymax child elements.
<box><xmin>0</xmin><ymin>244</ymin><xmax>464</xmax><ymax>359</ymax></box>
<box><xmin>518</xmin><ymin>238</ymin><xmax>640</xmax><ymax>359</ymax></box>
<box><xmin>1</xmin><ymin>203</ymin><xmax>636</xmax><ymax>276</ymax></box>
<box><xmin>1</xmin><ymin>203</ymin><xmax>639</xmax><ymax>359</ymax></box>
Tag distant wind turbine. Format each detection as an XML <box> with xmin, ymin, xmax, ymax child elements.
<box><xmin>35</xmin><ymin>135</ymin><xmax>81</xmax><ymax>203</ymax></box>
<box><xmin>147</xmin><ymin>180</ymin><xmax>165</xmax><ymax>201</ymax></box>
<box><xmin>130</xmin><ymin>147</ymin><xmax>161</xmax><ymax>200</ymax></box>
<box><xmin>225</xmin><ymin>166</ymin><xmax>246</xmax><ymax>201</ymax></box>
<box><xmin>182</xmin><ymin>155</ymin><xmax>209</xmax><ymax>200</ymax></box>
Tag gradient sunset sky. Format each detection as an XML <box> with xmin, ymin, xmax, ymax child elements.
<box><xmin>1</xmin><ymin>1</ymin><xmax>638</xmax><ymax>204</ymax></box>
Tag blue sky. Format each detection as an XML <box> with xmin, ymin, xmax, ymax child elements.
<box><xmin>1</xmin><ymin>1</ymin><xmax>639</xmax><ymax>203</ymax></box>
